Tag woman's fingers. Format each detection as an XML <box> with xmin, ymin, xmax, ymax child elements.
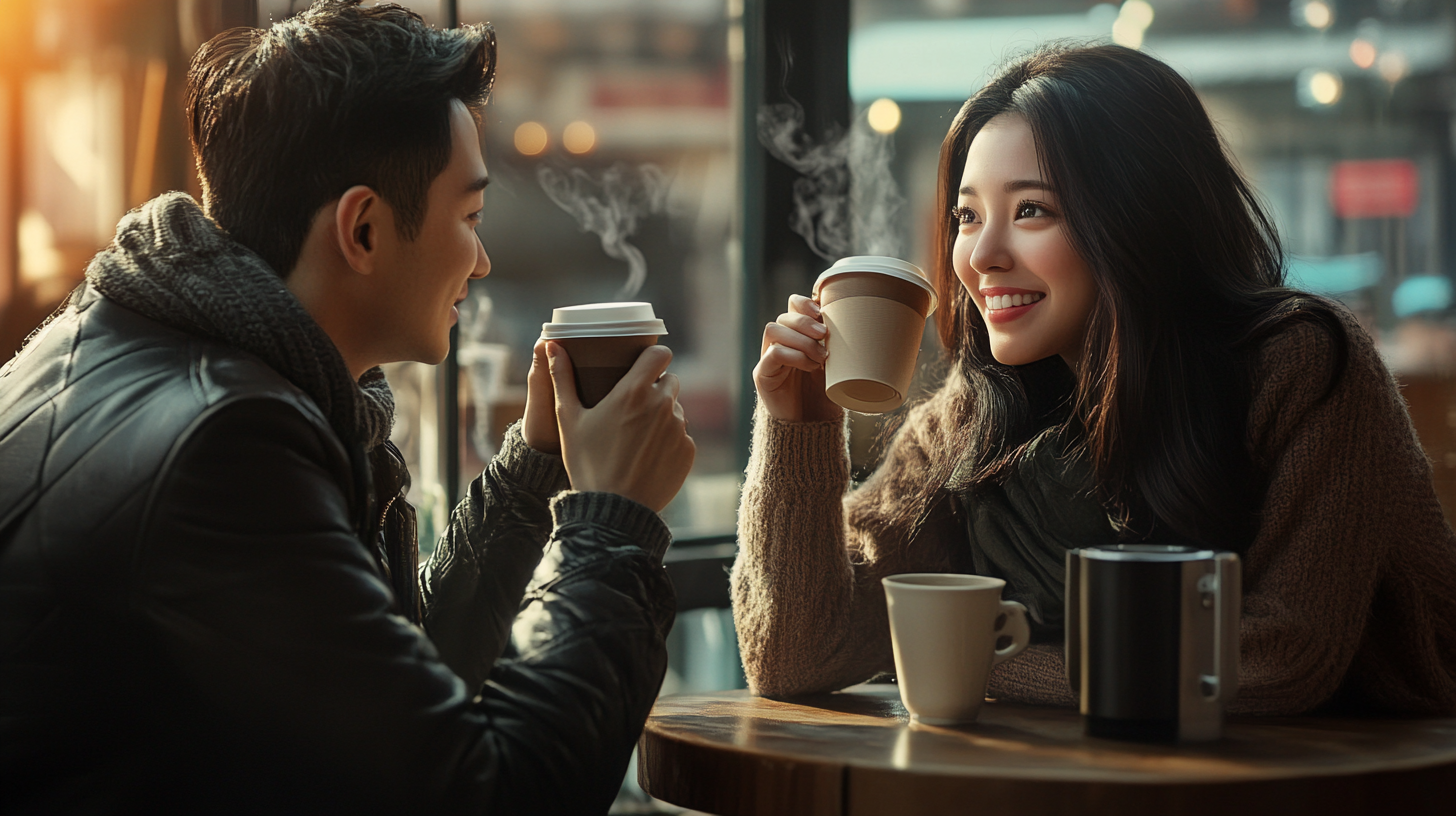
<box><xmin>788</xmin><ymin>293</ymin><xmax>822</xmax><ymax>318</ymax></box>
<box><xmin>767</xmin><ymin>322</ymin><xmax>827</xmax><ymax>361</ymax></box>
<box><xmin>759</xmin><ymin>294</ymin><xmax>826</xmax><ymax>354</ymax></box>
<box><xmin>756</xmin><ymin>342</ymin><xmax>824</xmax><ymax>381</ymax></box>
<box><xmin>760</xmin><ymin>319</ymin><xmax>827</xmax><ymax>359</ymax></box>
<box><xmin>777</xmin><ymin>310</ymin><xmax>827</xmax><ymax>340</ymax></box>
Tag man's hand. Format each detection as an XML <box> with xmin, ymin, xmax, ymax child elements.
<box><xmin>545</xmin><ymin>342</ymin><xmax>695</xmax><ymax>513</ymax></box>
<box><xmin>522</xmin><ymin>338</ymin><xmax>560</xmax><ymax>454</ymax></box>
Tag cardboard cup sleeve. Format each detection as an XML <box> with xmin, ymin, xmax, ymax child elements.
<box><xmin>822</xmin><ymin>298</ymin><xmax>927</xmax><ymax>413</ymax></box>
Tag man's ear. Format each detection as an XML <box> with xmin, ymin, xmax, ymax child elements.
<box><xmin>334</xmin><ymin>185</ymin><xmax>384</xmax><ymax>274</ymax></box>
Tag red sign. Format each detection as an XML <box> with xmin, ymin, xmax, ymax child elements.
<box><xmin>1330</xmin><ymin>159</ymin><xmax>1419</xmax><ymax>219</ymax></box>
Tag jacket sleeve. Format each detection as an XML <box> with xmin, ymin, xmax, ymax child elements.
<box><xmin>422</xmin><ymin>421</ymin><xmax>571</xmax><ymax>691</ymax></box>
<box><xmin>731</xmin><ymin>387</ymin><xmax>968</xmax><ymax>698</ymax></box>
<box><xmin>135</xmin><ymin>397</ymin><xmax>674</xmax><ymax>815</ymax></box>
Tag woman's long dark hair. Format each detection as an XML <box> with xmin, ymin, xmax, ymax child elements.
<box><xmin>919</xmin><ymin>44</ymin><xmax>1346</xmax><ymax>552</ymax></box>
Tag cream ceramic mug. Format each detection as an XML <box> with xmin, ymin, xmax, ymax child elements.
<box><xmin>883</xmin><ymin>574</ymin><xmax>1031</xmax><ymax>725</ymax></box>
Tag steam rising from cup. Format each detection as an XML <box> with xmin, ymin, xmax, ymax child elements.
<box><xmin>757</xmin><ymin>98</ymin><xmax>905</xmax><ymax>260</ymax></box>
<box><xmin>537</xmin><ymin>162</ymin><xmax>670</xmax><ymax>299</ymax></box>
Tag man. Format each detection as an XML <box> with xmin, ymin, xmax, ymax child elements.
<box><xmin>0</xmin><ymin>2</ymin><xmax>694</xmax><ymax>813</ymax></box>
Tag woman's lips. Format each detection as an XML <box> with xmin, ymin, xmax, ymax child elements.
<box><xmin>983</xmin><ymin>291</ymin><xmax>1044</xmax><ymax>324</ymax></box>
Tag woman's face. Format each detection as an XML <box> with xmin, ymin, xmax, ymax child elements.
<box><xmin>951</xmin><ymin>113</ymin><xmax>1097</xmax><ymax>369</ymax></box>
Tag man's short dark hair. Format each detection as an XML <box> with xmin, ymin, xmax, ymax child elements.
<box><xmin>186</xmin><ymin>0</ymin><xmax>496</xmax><ymax>277</ymax></box>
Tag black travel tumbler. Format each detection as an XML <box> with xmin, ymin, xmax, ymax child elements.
<box><xmin>1065</xmin><ymin>545</ymin><xmax>1240</xmax><ymax>742</ymax></box>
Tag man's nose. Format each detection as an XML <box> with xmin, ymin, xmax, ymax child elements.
<box><xmin>472</xmin><ymin>234</ymin><xmax>491</xmax><ymax>279</ymax></box>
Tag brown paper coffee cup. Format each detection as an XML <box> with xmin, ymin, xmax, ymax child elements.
<box><xmin>540</xmin><ymin>302</ymin><xmax>668</xmax><ymax>409</ymax></box>
<box><xmin>557</xmin><ymin>335</ymin><xmax>657</xmax><ymax>408</ymax></box>
<box><xmin>815</xmin><ymin>259</ymin><xmax>937</xmax><ymax>414</ymax></box>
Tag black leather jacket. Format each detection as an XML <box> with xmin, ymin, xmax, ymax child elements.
<box><xmin>0</xmin><ymin>287</ymin><xmax>677</xmax><ymax>814</ymax></box>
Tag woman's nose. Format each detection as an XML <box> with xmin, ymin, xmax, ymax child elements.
<box><xmin>968</xmin><ymin>222</ymin><xmax>1012</xmax><ymax>275</ymax></box>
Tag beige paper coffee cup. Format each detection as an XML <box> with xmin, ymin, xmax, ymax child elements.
<box><xmin>540</xmin><ymin>302</ymin><xmax>667</xmax><ymax>408</ymax></box>
<box><xmin>883</xmin><ymin>574</ymin><xmax>1030</xmax><ymax>726</ymax></box>
<box><xmin>813</xmin><ymin>256</ymin><xmax>938</xmax><ymax>414</ymax></box>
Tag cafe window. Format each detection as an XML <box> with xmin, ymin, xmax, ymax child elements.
<box><xmin>373</xmin><ymin>0</ymin><xmax>744</xmax><ymax>557</ymax></box>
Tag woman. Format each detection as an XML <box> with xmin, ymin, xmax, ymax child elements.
<box><xmin>732</xmin><ymin>44</ymin><xmax>1456</xmax><ymax>716</ymax></box>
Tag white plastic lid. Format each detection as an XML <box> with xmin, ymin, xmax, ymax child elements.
<box><xmin>540</xmin><ymin>302</ymin><xmax>669</xmax><ymax>339</ymax></box>
<box><xmin>811</xmin><ymin>255</ymin><xmax>938</xmax><ymax>315</ymax></box>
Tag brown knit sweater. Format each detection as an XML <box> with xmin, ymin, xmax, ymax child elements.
<box><xmin>731</xmin><ymin>308</ymin><xmax>1456</xmax><ymax>716</ymax></box>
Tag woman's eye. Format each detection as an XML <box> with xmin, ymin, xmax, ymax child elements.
<box><xmin>468</xmin><ymin>210</ymin><xmax>482</xmax><ymax>223</ymax></box>
<box><xmin>1016</xmin><ymin>201</ymin><xmax>1050</xmax><ymax>219</ymax></box>
<box><xmin>951</xmin><ymin>206</ymin><xmax>978</xmax><ymax>225</ymax></box>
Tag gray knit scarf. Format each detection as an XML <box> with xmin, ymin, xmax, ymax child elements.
<box><xmin>84</xmin><ymin>192</ymin><xmax>394</xmax><ymax>450</ymax></box>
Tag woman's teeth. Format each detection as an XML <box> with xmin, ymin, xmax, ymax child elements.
<box><xmin>987</xmin><ymin>293</ymin><xmax>1044</xmax><ymax>310</ymax></box>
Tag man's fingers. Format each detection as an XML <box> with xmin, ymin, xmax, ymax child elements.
<box><xmin>621</xmin><ymin>345</ymin><xmax>673</xmax><ymax>388</ymax></box>
<box><xmin>529</xmin><ymin>339</ymin><xmax>555</xmax><ymax>390</ymax></box>
<box><xmin>544</xmin><ymin>341</ymin><xmax>582</xmax><ymax>414</ymax></box>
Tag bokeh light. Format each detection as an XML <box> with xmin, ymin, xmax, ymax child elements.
<box><xmin>1378</xmin><ymin>51</ymin><xmax>1410</xmax><ymax>85</ymax></box>
<box><xmin>1302</xmin><ymin>1</ymin><xmax>1334</xmax><ymax>31</ymax></box>
<box><xmin>563</xmin><ymin>121</ymin><xmax>597</xmax><ymax>155</ymax></box>
<box><xmin>514</xmin><ymin>121</ymin><xmax>549</xmax><ymax>156</ymax></box>
<box><xmin>866</xmin><ymin>98</ymin><xmax>902</xmax><ymax>134</ymax></box>
<box><xmin>1308</xmin><ymin>70</ymin><xmax>1342</xmax><ymax>106</ymax></box>
<box><xmin>1349</xmin><ymin>39</ymin><xmax>1377</xmax><ymax>70</ymax></box>
<box><xmin>1111</xmin><ymin>1</ymin><xmax>1155</xmax><ymax>50</ymax></box>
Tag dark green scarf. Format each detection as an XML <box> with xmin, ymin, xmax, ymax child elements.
<box><xmin>951</xmin><ymin>431</ymin><xmax>1116</xmax><ymax>642</ymax></box>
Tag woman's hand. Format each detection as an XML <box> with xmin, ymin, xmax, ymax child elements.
<box><xmin>753</xmin><ymin>294</ymin><xmax>842</xmax><ymax>423</ymax></box>
<box><xmin>521</xmin><ymin>338</ymin><xmax>561</xmax><ymax>454</ymax></box>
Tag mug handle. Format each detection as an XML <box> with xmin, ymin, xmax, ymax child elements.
<box><xmin>991</xmin><ymin>600</ymin><xmax>1031</xmax><ymax>665</ymax></box>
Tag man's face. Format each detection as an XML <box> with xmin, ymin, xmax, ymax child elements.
<box><xmin>375</xmin><ymin>99</ymin><xmax>491</xmax><ymax>365</ymax></box>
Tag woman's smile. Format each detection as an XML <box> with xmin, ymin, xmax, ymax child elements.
<box><xmin>981</xmin><ymin>287</ymin><xmax>1045</xmax><ymax>323</ymax></box>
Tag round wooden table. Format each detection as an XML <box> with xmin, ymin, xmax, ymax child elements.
<box><xmin>638</xmin><ymin>685</ymin><xmax>1456</xmax><ymax>816</ymax></box>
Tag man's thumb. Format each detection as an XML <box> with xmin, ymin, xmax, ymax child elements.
<box><xmin>545</xmin><ymin>342</ymin><xmax>581</xmax><ymax>413</ymax></box>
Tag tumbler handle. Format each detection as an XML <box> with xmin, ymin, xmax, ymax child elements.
<box><xmin>1214</xmin><ymin>552</ymin><xmax>1241</xmax><ymax>703</ymax></box>
<box><xmin>1064</xmin><ymin>549</ymin><xmax>1082</xmax><ymax>697</ymax></box>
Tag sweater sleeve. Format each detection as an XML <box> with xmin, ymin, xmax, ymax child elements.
<box><xmin>1231</xmin><ymin>313</ymin><xmax>1454</xmax><ymax>714</ymax></box>
<box><xmin>731</xmin><ymin>388</ymin><xmax>968</xmax><ymax>697</ymax></box>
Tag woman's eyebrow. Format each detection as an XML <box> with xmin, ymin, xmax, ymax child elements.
<box><xmin>959</xmin><ymin>180</ymin><xmax>1051</xmax><ymax>196</ymax></box>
